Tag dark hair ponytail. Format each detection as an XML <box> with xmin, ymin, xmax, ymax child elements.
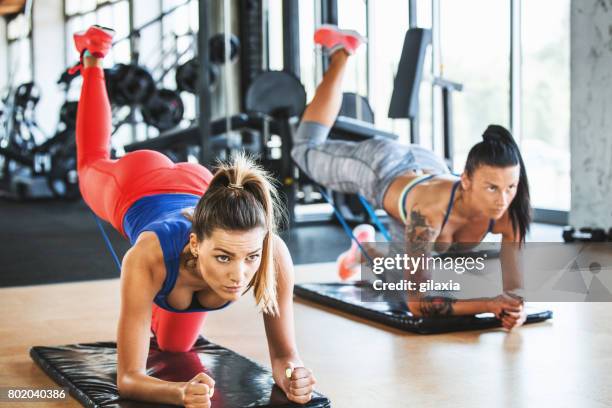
<box><xmin>464</xmin><ymin>125</ymin><xmax>531</xmax><ymax>243</ymax></box>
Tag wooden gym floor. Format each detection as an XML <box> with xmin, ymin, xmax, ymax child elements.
<box><xmin>1</xmin><ymin>263</ymin><xmax>611</xmax><ymax>407</ymax></box>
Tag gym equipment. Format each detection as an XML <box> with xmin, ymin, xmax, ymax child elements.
<box><xmin>41</xmin><ymin>129</ymin><xmax>79</xmax><ymax>200</ymax></box>
<box><xmin>2</xmin><ymin>82</ymin><xmax>46</xmax><ymax>152</ymax></box>
<box><xmin>245</xmin><ymin>74</ymin><xmax>393</xmax><ymax>136</ymax></box>
<box><xmin>245</xmin><ymin>71</ymin><xmax>307</xmax><ymax>226</ymax></box>
<box><xmin>434</xmin><ymin>77</ymin><xmax>463</xmax><ymax>169</ymax></box>
<box><xmin>124</xmin><ymin>113</ymin><xmax>267</xmax><ymax>156</ymax></box>
<box><xmin>58</xmin><ymin>101</ymin><xmax>78</xmax><ymax>131</ymax></box>
<box><xmin>175</xmin><ymin>58</ymin><xmax>219</xmax><ymax>94</ymax></box>
<box><xmin>245</xmin><ymin>70</ymin><xmax>307</xmax><ymax>118</ymax></box>
<box><xmin>562</xmin><ymin>226</ymin><xmax>608</xmax><ymax>243</ymax></box>
<box><xmin>122</xmin><ymin>112</ymin><xmax>397</xmax><ymax>171</ymax></box>
<box><xmin>31</xmin><ymin>337</ymin><xmax>330</xmax><ymax>407</ymax></box>
<box><xmin>331</xmin><ymin>116</ymin><xmax>398</xmax><ymax>141</ymax></box>
<box><xmin>389</xmin><ymin>28</ymin><xmax>463</xmax><ymax>168</ymax></box>
<box><xmin>237</xmin><ymin>0</ymin><xmax>265</xmax><ymax>95</ymax></box>
<box><xmin>209</xmin><ymin>32</ymin><xmax>240</xmax><ymax>64</ymax></box>
<box><xmin>0</xmin><ymin>131</ymin><xmax>79</xmax><ymax>200</ymax></box>
<box><xmin>106</xmin><ymin>63</ymin><xmax>156</xmax><ymax>106</ymax></box>
<box><xmin>102</xmin><ymin>62</ymin><xmax>183</xmax><ymax>132</ymax></box>
<box><xmin>56</xmin><ymin>69</ymin><xmax>79</xmax><ymax>87</ymax></box>
<box><xmin>141</xmin><ymin>88</ymin><xmax>185</xmax><ymax>131</ymax></box>
<box><xmin>13</xmin><ymin>82</ymin><xmax>41</xmax><ymax>110</ymax></box>
<box><xmin>388</xmin><ymin>29</ymin><xmax>430</xmax><ymax>123</ymax></box>
<box><xmin>294</xmin><ymin>281</ymin><xmax>552</xmax><ymax>334</ymax></box>
<box><xmin>0</xmin><ymin>80</ymin><xmax>79</xmax><ymax>200</ymax></box>
<box><xmin>339</xmin><ymin>92</ymin><xmax>374</xmax><ymax>124</ymax></box>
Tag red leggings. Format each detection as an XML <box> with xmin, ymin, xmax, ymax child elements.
<box><xmin>77</xmin><ymin>67</ymin><xmax>212</xmax><ymax>352</ymax></box>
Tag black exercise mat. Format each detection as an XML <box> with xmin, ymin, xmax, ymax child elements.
<box><xmin>30</xmin><ymin>337</ymin><xmax>330</xmax><ymax>408</ymax></box>
<box><xmin>294</xmin><ymin>282</ymin><xmax>552</xmax><ymax>334</ymax></box>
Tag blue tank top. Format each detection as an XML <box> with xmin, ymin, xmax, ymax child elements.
<box><xmin>123</xmin><ymin>193</ymin><xmax>231</xmax><ymax>313</ymax></box>
<box><xmin>401</xmin><ymin>177</ymin><xmax>495</xmax><ymax>238</ymax></box>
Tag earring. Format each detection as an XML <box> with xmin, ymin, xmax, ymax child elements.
<box><xmin>192</xmin><ymin>250</ymin><xmax>198</xmax><ymax>258</ymax></box>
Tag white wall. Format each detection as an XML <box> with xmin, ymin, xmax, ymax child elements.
<box><xmin>32</xmin><ymin>0</ymin><xmax>65</xmax><ymax>135</ymax></box>
<box><xmin>570</xmin><ymin>0</ymin><xmax>612</xmax><ymax>228</ymax></box>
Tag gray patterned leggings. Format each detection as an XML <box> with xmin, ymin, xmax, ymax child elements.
<box><xmin>291</xmin><ymin>121</ymin><xmax>450</xmax><ymax>209</ymax></box>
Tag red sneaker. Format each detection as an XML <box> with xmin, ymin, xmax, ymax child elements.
<box><xmin>337</xmin><ymin>224</ymin><xmax>376</xmax><ymax>281</ymax></box>
<box><xmin>68</xmin><ymin>25</ymin><xmax>115</xmax><ymax>74</ymax></box>
<box><xmin>74</xmin><ymin>25</ymin><xmax>115</xmax><ymax>58</ymax></box>
<box><xmin>314</xmin><ymin>25</ymin><xmax>366</xmax><ymax>55</ymax></box>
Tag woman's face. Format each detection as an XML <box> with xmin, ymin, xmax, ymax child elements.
<box><xmin>461</xmin><ymin>164</ymin><xmax>520</xmax><ymax>219</ymax></box>
<box><xmin>191</xmin><ymin>227</ymin><xmax>267</xmax><ymax>302</ymax></box>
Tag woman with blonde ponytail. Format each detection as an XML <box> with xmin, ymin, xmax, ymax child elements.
<box><xmin>71</xmin><ymin>27</ymin><xmax>315</xmax><ymax>407</ymax></box>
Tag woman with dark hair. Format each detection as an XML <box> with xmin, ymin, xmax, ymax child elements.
<box><xmin>293</xmin><ymin>26</ymin><xmax>531</xmax><ymax>329</ymax></box>
<box><xmin>72</xmin><ymin>26</ymin><xmax>315</xmax><ymax>407</ymax></box>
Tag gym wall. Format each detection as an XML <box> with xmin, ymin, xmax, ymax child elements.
<box><xmin>570</xmin><ymin>0</ymin><xmax>612</xmax><ymax>228</ymax></box>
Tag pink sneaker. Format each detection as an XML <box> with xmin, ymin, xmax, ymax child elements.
<box><xmin>314</xmin><ymin>24</ymin><xmax>366</xmax><ymax>55</ymax></box>
<box><xmin>74</xmin><ymin>25</ymin><xmax>115</xmax><ymax>57</ymax></box>
<box><xmin>337</xmin><ymin>224</ymin><xmax>376</xmax><ymax>281</ymax></box>
<box><xmin>68</xmin><ymin>25</ymin><xmax>115</xmax><ymax>74</ymax></box>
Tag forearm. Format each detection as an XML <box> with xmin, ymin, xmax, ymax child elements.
<box><xmin>265</xmin><ymin>311</ymin><xmax>305</xmax><ymax>392</ymax></box>
<box><xmin>407</xmin><ymin>295</ymin><xmax>489</xmax><ymax>317</ymax></box>
<box><xmin>264</xmin><ymin>310</ymin><xmax>300</xmax><ymax>362</ymax></box>
<box><xmin>265</xmin><ymin>235</ymin><xmax>302</xmax><ymax>363</ymax></box>
<box><xmin>118</xmin><ymin>372</ymin><xmax>183</xmax><ymax>406</ymax></box>
<box><xmin>500</xmin><ymin>240</ymin><xmax>524</xmax><ymax>293</ymax></box>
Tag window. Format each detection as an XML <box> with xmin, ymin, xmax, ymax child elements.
<box><xmin>337</xmin><ymin>0</ymin><xmax>369</xmax><ymax>114</ymax></box>
<box><xmin>64</xmin><ymin>0</ymin><xmax>132</xmax><ymax>66</ymax></box>
<box><xmin>335</xmin><ymin>1</ymin><xmax>432</xmax><ymax>146</ymax></box>
<box><xmin>365</xmin><ymin>0</ymin><xmax>411</xmax><ymax>142</ymax></box>
<box><xmin>266</xmin><ymin>0</ymin><xmax>284</xmax><ymax>71</ymax></box>
<box><xmin>162</xmin><ymin>0</ymin><xmax>198</xmax><ymax>35</ymax></box>
<box><xmin>299</xmin><ymin>0</ymin><xmax>317</xmax><ymax>99</ymax></box>
<box><xmin>7</xmin><ymin>13</ymin><xmax>33</xmax><ymax>85</ymax></box>
<box><xmin>439</xmin><ymin>0</ymin><xmax>511</xmax><ymax>172</ymax></box>
<box><xmin>161</xmin><ymin>0</ymin><xmax>198</xmax><ymax>123</ymax></box>
<box><xmin>520</xmin><ymin>0</ymin><xmax>570</xmax><ymax>210</ymax></box>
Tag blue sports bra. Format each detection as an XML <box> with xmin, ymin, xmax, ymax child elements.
<box><xmin>397</xmin><ymin>175</ymin><xmax>494</xmax><ymax>238</ymax></box>
<box><xmin>123</xmin><ymin>193</ymin><xmax>231</xmax><ymax>313</ymax></box>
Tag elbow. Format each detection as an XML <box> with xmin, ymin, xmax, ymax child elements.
<box><xmin>116</xmin><ymin>372</ymin><xmax>137</xmax><ymax>398</ymax></box>
<box><xmin>116</xmin><ymin>374</ymin><xmax>129</xmax><ymax>397</ymax></box>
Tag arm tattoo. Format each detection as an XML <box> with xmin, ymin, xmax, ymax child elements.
<box><xmin>404</xmin><ymin>209</ymin><xmax>438</xmax><ymax>277</ymax></box>
<box><xmin>404</xmin><ymin>210</ymin><xmax>456</xmax><ymax>317</ymax></box>
<box><xmin>418</xmin><ymin>296</ymin><xmax>457</xmax><ymax>317</ymax></box>
<box><xmin>404</xmin><ymin>210</ymin><xmax>438</xmax><ymax>255</ymax></box>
